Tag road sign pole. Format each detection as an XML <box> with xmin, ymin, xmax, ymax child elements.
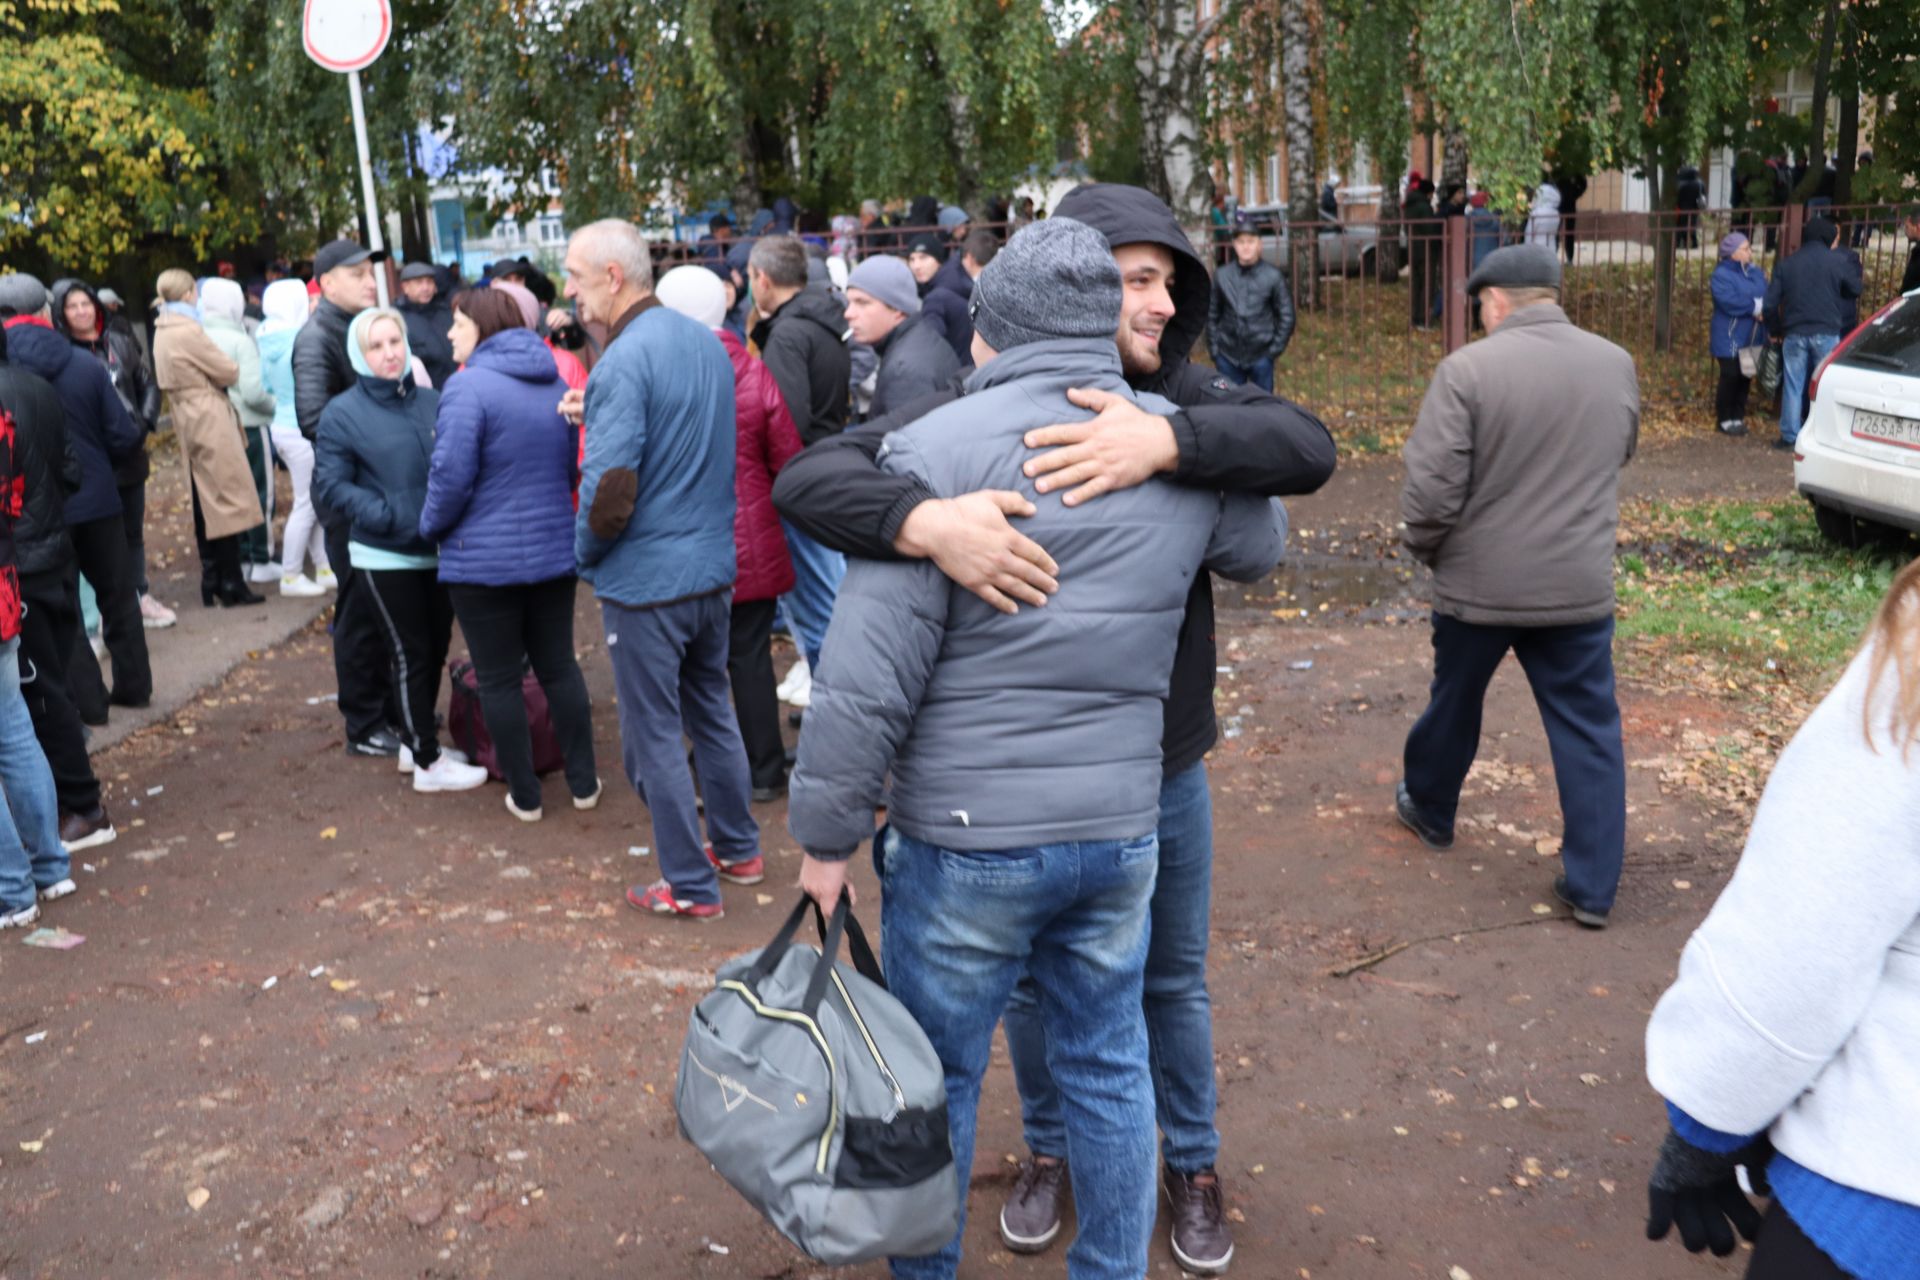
<box><xmin>347</xmin><ymin>68</ymin><xmax>389</xmax><ymax>308</ymax></box>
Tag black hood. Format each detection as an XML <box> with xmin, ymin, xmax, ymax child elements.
<box><xmin>1051</xmin><ymin>183</ymin><xmax>1211</xmax><ymax>371</ymax></box>
<box><xmin>48</xmin><ymin>278</ymin><xmax>105</xmax><ymax>345</ymax></box>
<box><xmin>777</xmin><ymin>287</ymin><xmax>850</xmax><ymax>344</ymax></box>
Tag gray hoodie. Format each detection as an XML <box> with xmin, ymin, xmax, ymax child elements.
<box><xmin>788</xmin><ymin>338</ymin><xmax>1287</xmax><ymax>859</ymax></box>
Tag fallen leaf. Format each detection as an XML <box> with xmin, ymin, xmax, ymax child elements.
<box><xmin>1534</xmin><ymin>836</ymin><xmax>1562</xmax><ymax>857</ymax></box>
<box><xmin>1499</xmin><ymin>1096</ymin><xmax>1520</xmax><ymax>1110</ymax></box>
<box><xmin>329</xmin><ymin>979</ymin><xmax>359</xmax><ymax>992</ymax></box>
<box><xmin>319</xmin><ymin>827</ymin><xmax>338</xmax><ymax>840</ymax></box>
<box><xmin>1531</xmin><ymin>903</ymin><xmax>1553</xmax><ymax>915</ymax></box>
<box><xmin>754</xmin><ymin>893</ymin><xmax>774</xmax><ymax>906</ymax></box>
<box><xmin>1579</xmin><ymin>1073</ymin><xmax>1604</xmax><ymax>1087</ymax></box>
<box><xmin>19</xmin><ymin>1140</ymin><xmax>43</xmax><ymax>1153</ymax></box>
<box><xmin>187</xmin><ymin>1187</ymin><xmax>210</xmax><ymax>1211</ymax></box>
<box><xmin>1249</xmin><ymin>1163</ymin><xmax>1265</xmax><ymax>1175</ymax></box>
<box><xmin>1599</xmin><ymin>1178</ymin><xmax>1618</xmax><ymax>1195</ymax></box>
<box><xmin>1449</xmin><ymin>1267</ymin><xmax>1474</xmax><ymax>1280</ymax></box>
<box><xmin>1672</xmin><ymin>879</ymin><xmax>1692</xmax><ymax>890</ymax></box>
<box><xmin>215</xmin><ymin>831</ymin><xmax>235</xmax><ymax>842</ymax></box>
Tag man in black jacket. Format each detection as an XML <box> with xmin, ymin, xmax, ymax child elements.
<box><xmin>1763</xmin><ymin>216</ymin><xmax>1862</xmax><ymax>451</ymax></box>
<box><xmin>1901</xmin><ymin>206</ymin><xmax>1920</xmax><ymax>297</ymax></box>
<box><xmin>773</xmin><ymin>181</ymin><xmax>1336</xmax><ymax>1276</ymax></box>
<box><xmin>293</xmin><ymin>238</ymin><xmax>400</xmax><ymax>757</ymax></box>
<box><xmin>397</xmin><ymin>262</ymin><xmax>456</xmax><ymax>388</ymax></box>
<box><xmin>748</xmin><ymin>234</ymin><xmax>851</xmax><ymax>672</ymax></box>
<box><xmin>1208</xmin><ymin>216</ymin><xmax>1295</xmax><ymax>392</ymax></box>
<box><xmin>0</xmin><ymin>329</ymin><xmax>112</xmax><ymax>851</ymax></box>
<box><xmin>843</xmin><ymin>254</ymin><xmax>959</xmax><ymax>420</ymax></box>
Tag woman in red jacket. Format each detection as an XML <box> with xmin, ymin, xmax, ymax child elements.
<box><xmin>655</xmin><ymin>266</ymin><xmax>803</xmax><ymax>801</ymax></box>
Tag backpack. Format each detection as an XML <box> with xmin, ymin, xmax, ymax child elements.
<box><xmin>445</xmin><ymin>658</ymin><xmax>565</xmax><ymax>782</ymax></box>
<box><xmin>676</xmin><ymin>894</ymin><xmax>958</xmax><ymax>1264</ymax></box>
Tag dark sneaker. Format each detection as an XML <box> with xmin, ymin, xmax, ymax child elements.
<box><xmin>751</xmin><ymin>780</ymin><xmax>788</xmax><ymax>804</ymax></box>
<box><xmin>1552</xmin><ymin>875</ymin><xmax>1610</xmax><ymax>929</ymax></box>
<box><xmin>626</xmin><ymin>880</ymin><xmax>724</xmax><ymax>921</ymax></box>
<box><xmin>1394</xmin><ymin>782</ymin><xmax>1453</xmax><ymax>850</ymax></box>
<box><xmin>1770</xmin><ymin>437</ymin><xmax>1796</xmax><ymax>452</ymax></box>
<box><xmin>1715</xmin><ymin>419</ymin><xmax>1749</xmax><ymax>437</ymax></box>
<box><xmin>346</xmin><ymin>728</ymin><xmax>404</xmax><ymax>758</ymax></box>
<box><xmin>59</xmin><ymin>806</ymin><xmax>117</xmax><ymax>853</ymax></box>
<box><xmin>705</xmin><ymin>846</ymin><xmax>766</xmax><ymax>886</ymax></box>
<box><xmin>1164</xmin><ymin>1167</ymin><xmax>1234</xmax><ymax>1274</ymax></box>
<box><xmin>999</xmin><ymin>1156</ymin><xmax>1068</xmax><ymax>1254</ymax></box>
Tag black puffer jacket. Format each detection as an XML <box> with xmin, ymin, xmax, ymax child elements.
<box><xmin>870</xmin><ymin>312</ymin><xmax>960</xmax><ymax>421</ymax></box>
<box><xmin>1208</xmin><ymin>257</ymin><xmax>1296</xmax><ymax>367</ymax></box>
<box><xmin>399</xmin><ymin>294</ymin><xmax>456</xmax><ymax>389</ymax></box>
<box><xmin>752</xmin><ymin>287</ymin><xmax>850</xmax><ymax>447</ymax></box>
<box><xmin>1763</xmin><ymin>240</ymin><xmax>1864</xmax><ymax>338</ymax></box>
<box><xmin>292</xmin><ymin>297</ymin><xmax>359</xmax><ymax>441</ymax></box>
<box><xmin>50</xmin><ymin>279</ymin><xmax>156</xmax><ymax>487</ymax></box>
<box><xmin>0</xmin><ymin>356</ymin><xmax>79</xmax><ymax>576</ymax></box>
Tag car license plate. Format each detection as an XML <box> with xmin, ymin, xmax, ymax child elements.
<box><xmin>1851</xmin><ymin>410</ymin><xmax>1920</xmax><ymax>449</ymax></box>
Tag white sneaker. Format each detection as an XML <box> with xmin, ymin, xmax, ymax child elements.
<box><xmin>572</xmin><ymin>778</ymin><xmax>603</xmax><ymax>811</ymax></box>
<box><xmin>38</xmin><ymin>878</ymin><xmax>76</xmax><ymax>902</ymax></box>
<box><xmin>787</xmin><ymin>673</ymin><xmax>811</xmax><ymax>709</ymax></box>
<box><xmin>247</xmin><ymin>562</ymin><xmax>284</xmax><ymax>584</ymax></box>
<box><xmin>280</xmin><ymin>574</ymin><xmax>326</xmax><ymax>598</ymax></box>
<box><xmin>398</xmin><ymin>744</ymin><xmax>470</xmax><ymax>774</ymax></box>
<box><xmin>776</xmin><ymin>654</ymin><xmax>810</xmax><ymax>703</ymax></box>
<box><xmin>139</xmin><ymin>593</ymin><xmax>178</xmax><ymax>629</ymax></box>
<box><xmin>505</xmin><ymin>793</ymin><xmax>543</xmax><ymax>822</ymax></box>
<box><xmin>413</xmin><ymin>754</ymin><xmax>489</xmax><ymax>793</ymax></box>
<box><xmin>0</xmin><ymin>900</ymin><xmax>40</xmax><ymax>929</ymax></box>
<box><xmin>314</xmin><ymin>568</ymin><xmax>339</xmax><ymax>591</ymax></box>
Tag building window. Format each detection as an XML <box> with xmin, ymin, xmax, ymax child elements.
<box><xmin>538</xmin><ymin>217</ymin><xmax>566</xmax><ymax>245</ymax></box>
<box><xmin>1267</xmin><ymin>154</ymin><xmax>1281</xmax><ymax>207</ymax></box>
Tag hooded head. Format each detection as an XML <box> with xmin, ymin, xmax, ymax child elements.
<box><xmin>1050</xmin><ymin>183</ymin><xmax>1210</xmax><ymax>381</ymax></box>
<box><xmin>490</xmin><ymin>279</ymin><xmax>542</xmax><ymax>330</ymax></box>
<box><xmin>49</xmin><ymin>278</ymin><xmax>104</xmax><ymax>343</ymax></box>
<box><xmin>260</xmin><ymin>279</ymin><xmax>311</xmax><ymax>335</ymax></box>
<box><xmin>198</xmin><ymin>276</ymin><xmax>246</xmax><ymax>326</ymax></box>
<box><xmin>347</xmin><ymin>307</ymin><xmax>412</xmax><ymax>380</ymax></box>
<box><xmin>655</xmin><ymin>265</ymin><xmax>729</xmax><ymax>330</ymax></box>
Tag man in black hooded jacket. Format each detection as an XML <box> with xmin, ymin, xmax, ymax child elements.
<box><xmin>773</xmin><ymin>182</ymin><xmax>1335</xmax><ymax>1275</ymax></box>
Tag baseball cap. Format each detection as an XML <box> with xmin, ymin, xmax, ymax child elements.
<box><xmin>314</xmin><ymin>239</ymin><xmax>388</xmax><ymax>277</ymax></box>
<box><xmin>398</xmin><ymin>261</ymin><xmax>437</xmax><ymax>282</ymax></box>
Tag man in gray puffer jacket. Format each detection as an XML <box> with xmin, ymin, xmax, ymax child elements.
<box><xmin>789</xmin><ymin>218</ymin><xmax>1285</xmax><ymax>1280</ymax></box>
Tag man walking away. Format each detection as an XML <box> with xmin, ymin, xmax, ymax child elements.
<box><xmin>749</xmin><ymin>234</ymin><xmax>850</xmax><ymax>673</ymax></box>
<box><xmin>0</xmin><ymin>274</ymin><xmax>152</xmax><ymax>714</ymax></box>
<box><xmin>294</xmin><ymin>239</ymin><xmax>400</xmax><ymax>757</ymax></box>
<box><xmin>1763</xmin><ymin>216</ymin><xmax>1861</xmax><ymax>451</ymax></box>
<box><xmin>789</xmin><ymin>217</ymin><xmax>1288</xmax><ymax>1280</ymax></box>
<box><xmin>1208</xmin><ymin>216</ymin><xmax>1294</xmax><ymax>392</ymax></box>
<box><xmin>844</xmin><ymin>255</ymin><xmax>959</xmax><ymax>420</ymax></box>
<box><xmin>563</xmin><ymin>221</ymin><xmax>763</xmax><ymax>921</ymax></box>
<box><xmin>1395</xmin><ymin>244</ymin><xmax>1639</xmax><ymax>929</ymax></box>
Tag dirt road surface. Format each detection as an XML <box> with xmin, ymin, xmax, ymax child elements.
<box><xmin>1</xmin><ymin>435</ymin><xmax>1799</xmax><ymax>1279</ymax></box>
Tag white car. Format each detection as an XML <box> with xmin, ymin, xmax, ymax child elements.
<box><xmin>1794</xmin><ymin>292</ymin><xmax>1920</xmax><ymax>545</ymax></box>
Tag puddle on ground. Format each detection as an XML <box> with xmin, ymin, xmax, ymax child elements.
<box><xmin>1220</xmin><ymin>556</ymin><xmax>1426</xmax><ymax>623</ymax></box>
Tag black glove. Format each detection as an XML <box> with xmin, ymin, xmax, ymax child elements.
<box><xmin>1646</xmin><ymin>1127</ymin><xmax>1770</xmax><ymax>1257</ymax></box>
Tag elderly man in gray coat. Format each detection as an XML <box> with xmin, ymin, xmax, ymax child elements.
<box><xmin>787</xmin><ymin>217</ymin><xmax>1286</xmax><ymax>1280</ymax></box>
<box><xmin>1394</xmin><ymin>243</ymin><xmax>1640</xmax><ymax>928</ymax></box>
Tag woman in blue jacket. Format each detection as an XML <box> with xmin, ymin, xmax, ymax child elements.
<box><xmin>1710</xmin><ymin>233</ymin><xmax>1769</xmax><ymax>438</ymax></box>
<box><xmin>419</xmin><ymin>290</ymin><xmax>599</xmax><ymax>821</ymax></box>
<box><xmin>314</xmin><ymin>309</ymin><xmax>488</xmax><ymax>796</ymax></box>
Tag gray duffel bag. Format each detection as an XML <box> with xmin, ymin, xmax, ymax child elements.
<box><xmin>676</xmin><ymin>893</ymin><xmax>958</xmax><ymax>1264</ymax></box>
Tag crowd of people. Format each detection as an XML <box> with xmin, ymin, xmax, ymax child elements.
<box><xmin>0</xmin><ymin>171</ymin><xmax>1914</xmax><ymax>1280</ymax></box>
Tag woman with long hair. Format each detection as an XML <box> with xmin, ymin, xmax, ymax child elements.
<box><xmin>148</xmin><ymin>269</ymin><xmax>265</xmax><ymax>607</ymax></box>
<box><xmin>256</xmin><ymin>279</ymin><xmax>332</xmax><ymax>595</ymax></box>
<box><xmin>418</xmin><ymin>288</ymin><xmax>598</xmax><ymax>820</ymax></box>
<box><xmin>313</xmin><ymin>308</ymin><xmax>487</xmax><ymax>795</ymax></box>
<box><xmin>1644</xmin><ymin>559</ymin><xmax>1920</xmax><ymax>1278</ymax></box>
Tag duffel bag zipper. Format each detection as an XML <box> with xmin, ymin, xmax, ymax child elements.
<box><xmin>829</xmin><ymin>970</ymin><xmax>906</xmax><ymax>1118</ymax></box>
<box><xmin>718</xmin><ymin>979</ymin><xmax>840</xmax><ymax>1175</ymax></box>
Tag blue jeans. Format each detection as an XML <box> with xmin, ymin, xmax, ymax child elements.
<box><xmin>0</xmin><ymin>637</ymin><xmax>67</xmax><ymax>913</ymax></box>
<box><xmin>1213</xmin><ymin>354</ymin><xmax>1274</xmax><ymax>393</ymax></box>
<box><xmin>1403</xmin><ymin>613</ymin><xmax>1626</xmax><ymax>913</ymax></box>
<box><xmin>600</xmin><ymin>592</ymin><xmax>759</xmax><ymax>906</ymax></box>
<box><xmin>1005</xmin><ymin>761</ymin><xmax>1219</xmax><ymax>1173</ymax></box>
<box><xmin>778</xmin><ymin>520</ymin><xmax>845</xmax><ymax>669</ymax></box>
<box><xmin>877</xmin><ymin>826</ymin><xmax>1160</xmax><ymax>1280</ymax></box>
<box><xmin>1780</xmin><ymin>332</ymin><xmax>1839</xmax><ymax>444</ymax></box>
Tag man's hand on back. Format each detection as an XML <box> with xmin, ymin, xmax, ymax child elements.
<box><xmin>894</xmin><ymin>491</ymin><xmax>1059</xmax><ymax>615</ymax></box>
<box><xmin>1022</xmin><ymin>386</ymin><xmax>1179</xmax><ymax>507</ymax></box>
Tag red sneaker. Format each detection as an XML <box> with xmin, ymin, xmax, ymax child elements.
<box><xmin>705</xmin><ymin>845</ymin><xmax>766</xmax><ymax>886</ymax></box>
<box><xmin>626</xmin><ymin>879</ymin><xmax>724</xmax><ymax>921</ymax></box>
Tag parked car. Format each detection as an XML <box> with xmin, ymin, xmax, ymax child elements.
<box><xmin>1237</xmin><ymin>202</ymin><xmax>1380</xmax><ymax>277</ymax></box>
<box><xmin>1794</xmin><ymin>290</ymin><xmax>1920</xmax><ymax>545</ymax></box>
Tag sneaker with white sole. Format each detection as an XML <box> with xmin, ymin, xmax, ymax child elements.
<box><xmin>506</xmin><ymin>793</ymin><xmax>543</xmax><ymax>822</ymax></box>
<box><xmin>59</xmin><ymin>807</ymin><xmax>116</xmax><ymax>853</ymax></box>
<box><xmin>572</xmin><ymin>778</ymin><xmax>603</xmax><ymax>811</ymax></box>
<box><xmin>314</xmin><ymin>568</ymin><xmax>339</xmax><ymax>591</ymax></box>
<box><xmin>247</xmin><ymin>562</ymin><xmax>284</xmax><ymax>584</ymax></box>
<box><xmin>413</xmin><ymin>754</ymin><xmax>489</xmax><ymax>793</ymax></box>
<box><xmin>397</xmin><ymin>744</ymin><xmax>470</xmax><ymax>774</ymax></box>
<box><xmin>776</xmin><ymin>655</ymin><xmax>810</xmax><ymax>704</ymax></box>
<box><xmin>0</xmin><ymin>900</ymin><xmax>40</xmax><ymax>929</ymax></box>
<box><xmin>38</xmin><ymin>878</ymin><xmax>76</xmax><ymax>902</ymax></box>
<box><xmin>139</xmin><ymin>593</ymin><xmax>178</xmax><ymax>629</ymax></box>
<box><xmin>280</xmin><ymin>574</ymin><xmax>327</xmax><ymax>598</ymax></box>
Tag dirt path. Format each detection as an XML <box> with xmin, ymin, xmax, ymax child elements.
<box><xmin>0</xmin><ymin>435</ymin><xmax>1781</xmax><ymax>1279</ymax></box>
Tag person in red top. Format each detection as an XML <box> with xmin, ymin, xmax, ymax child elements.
<box><xmin>491</xmin><ymin>279</ymin><xmax>588</xmax><ymax>391</ymax></box>
<box><xmin>0</xmin><ymin>323</ymin><xmax>75</xmax><ymax>928</ymax></box>
<box><xmin>655</xmin><ymin>265</ymin><xmax>804</xmax><ymax>801</ymax></box>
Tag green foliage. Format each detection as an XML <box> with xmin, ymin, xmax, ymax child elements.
<box><xmin>1324</xmin><ymin>0</ymin><xmax>1415</xmax><ymax>190</ymax></box>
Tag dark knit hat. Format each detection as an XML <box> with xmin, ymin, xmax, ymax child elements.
<box><xmin>906</xmin><ymin>233</ymin><xmax>947</xmax><ymax>262</ymax></box>
<box><xmin>968</xmin><ymin>218</ymin><xmax>1121</xmax><ymax>353</ymax></box>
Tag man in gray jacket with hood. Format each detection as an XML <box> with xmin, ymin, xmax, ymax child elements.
<box><xmin>789</xmin><ymin>218</ymin><xmax>1286</xmax><ymax>1280</ymax></box>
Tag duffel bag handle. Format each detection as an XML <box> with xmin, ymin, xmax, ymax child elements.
<box><xmin>747</xmin><ymin>895</ymin><xmax>818</xmax><ymax>987</ymax></box>
<box><xmin>748</xmin><ymin>892</ymin><xmax>881</xmax><ymax>1014</ymax></box>
<box><xmin>807</xmin><ymin>897</ymin><xmax>886</xmax><ymax>990</ymax></box>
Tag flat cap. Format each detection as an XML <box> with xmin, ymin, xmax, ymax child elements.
<box><xmin>1465</xmin><ymin>243</ymin><xmax>1561</xmax><ymax>297</ymax></box>
<box><xmin>398</xmin><ymin>261</ymin><xmax>437</xmax><ymax>282</ymax></box>
<box><xmin>0</xmin><ymin>273</ymin><xmax>49</xmax><ymax>316</ymax></box>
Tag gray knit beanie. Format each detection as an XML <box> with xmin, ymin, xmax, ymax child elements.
<box><xmin>844</xmin><ymin>255</ymin><xmax>921</xmax><ymax>316</ymax></box>
<box><xmin>968</xmin><ymin>218</ymin><xmax>1121</xmax><ymax>353</ymax></box>
<box><xmin>0</xmin><ymin>273</ymin><xmax>49</xmax><ymax>317</ymax></box>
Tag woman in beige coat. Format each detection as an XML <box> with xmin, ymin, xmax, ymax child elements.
<box><xmin>150</xmin><ymin>269</ymin><xmax>265</xmax><ymax>607</ymax></box>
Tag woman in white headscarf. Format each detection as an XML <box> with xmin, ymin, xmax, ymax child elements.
<box><xmin>256</xmin><ymin>280</ymin><xmax>331</xmax><ymax>596</ymax></box>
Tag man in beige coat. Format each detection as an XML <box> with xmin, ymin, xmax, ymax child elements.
<box><xmin>1393</xmin><ymin>244</ymin><xmax>1639</xmax><ymax>928</ymax></box>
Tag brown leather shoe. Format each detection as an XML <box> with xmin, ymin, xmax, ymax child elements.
<box><xmin>998</xmin><ymin>1155</ymin><xmax>1068</xmax><ymax>1254</ymax></box>
<box><xmin>1164</xmin><ymin>1166</ymin><xmax>1234</xmax><ymax>1274</ymax></box>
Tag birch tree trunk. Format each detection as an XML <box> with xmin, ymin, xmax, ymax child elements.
<box><xmin>1441</xmin><ymin>122</ymin><xmax>1469</xmax><ymax>191</ymax></box>
<box><xmin>1131</xmin><ymin>0</ymin><xmax>1217</xmax><ymax>233</ymax></box>
<box><xmin>1279</xmin><ymin>0</ymin><xmax>1319</xmax><ymax>307</ymax></box>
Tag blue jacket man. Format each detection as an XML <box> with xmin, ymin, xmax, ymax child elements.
<box><xmin>564</xmin><ymin>218</ymin><xmax>761</xmax><ymax>920</ymax></box>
